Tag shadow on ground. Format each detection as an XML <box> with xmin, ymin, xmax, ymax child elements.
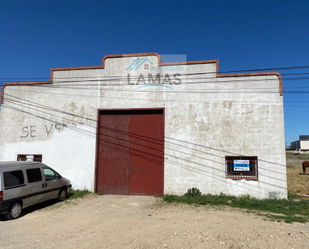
<box><xmin>0</xmin><ymin>192</ymin><xmax>74</xmax><ymax>222</ymax></box>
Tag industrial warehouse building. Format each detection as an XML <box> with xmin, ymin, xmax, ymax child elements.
<box><xmin>290</xmin><ymin>135</ymin><xmax>309</xmax><ymax>151</ymax></box>
<box><xmin>0</xmin><ymin>53</ymin><xmax>287</xmax><ymax>199</ymax></box>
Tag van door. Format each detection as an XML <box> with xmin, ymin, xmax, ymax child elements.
<box><xmin>24</xmin><ymin>168</ymin><xmax>46</xmax><ymax>206</ymax></box>
<box><xmin>42</xmin><ymin>168</ymin><xmax>61</xmax><ymax>200</ymax></box>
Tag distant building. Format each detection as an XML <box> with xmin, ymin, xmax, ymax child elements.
<box><xmin>290</xmin><ymin>136</ymin><xmax>309</xmax><ymax>151</ymax></box>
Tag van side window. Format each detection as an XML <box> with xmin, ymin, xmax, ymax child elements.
<box><xmin>43</xmin><ymin>168</ymin><xmax>56</xmax><ymax>181</ymax></box>
<box><xmin>26</xmin><ymin>168</ymin><xmax>42</xmax><ymax>183</ymax></box>
<box><xmin>3</xmin><ymin>170</ymin><xmax>25</xmax><ymax>188</ymax></box>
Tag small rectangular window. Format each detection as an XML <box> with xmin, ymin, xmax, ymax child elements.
<box><xmin>225</xmin><ymin>156</ymin><xmax>258</xmax><ymax>180</ymax></box>
<box><xmin>4</xmin><ymin>170</ymin><xmax>25</xmax><ymax>188</ymax></box>
<box><xmin>17</xmin><ymin>154</ymin><xmax>42</xmax><ymax>162</ymax></box>
<box><xmin>26</xmin><ymin>168</ymin><xmax>42</xmax><ymax>183</ymax></box>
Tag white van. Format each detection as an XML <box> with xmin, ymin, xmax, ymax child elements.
<box><xmin>0</xmin><ymin>161</ymin><xmax>72</xmax><ymax>219</ymax></box>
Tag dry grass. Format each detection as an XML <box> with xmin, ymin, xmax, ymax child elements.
<box><xmin>286</xmin><ymin>152</ymin><xmax>309</xmax><ymax>199</ymax></box>
<box><xmin>287</xmin><ymin>165</ymin><xmax>309</xmax><ymax>199</ymax></box>
<box><xmin>286</xmin><ymin>152</ymin><xmax>309</xmax><ymax>166</ymax></box>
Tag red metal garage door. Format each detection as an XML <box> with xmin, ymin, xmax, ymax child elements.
<box><xmin>95</xmin><ymin>109</ymin><xmax>164</xmax><ymax>195</ymax></box>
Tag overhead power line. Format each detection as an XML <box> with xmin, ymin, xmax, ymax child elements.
<box><xmin>0</xmin><ymin>102</ymin><xmax>287</xmax><ymax>176</ymax></box>
<box><xmin>1</xmin><ymin>63</ymin><xmax>309</xmax><ymax>80</ymax></box>
<box><xmin>0</xmin><ymin>73</ymin><xmax>307</xmax><ymax>86</ymax></box>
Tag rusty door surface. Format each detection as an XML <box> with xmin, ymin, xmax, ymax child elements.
<box><xmin>96</xmin><ymin>109</ymin><xmax>164</xmax><ymax>195</ymax></box>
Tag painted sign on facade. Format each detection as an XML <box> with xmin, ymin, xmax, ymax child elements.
<box><xmin>234</xmin><ymin>160</ymin><xmax>250</xmax><ymax>171</ymax></box>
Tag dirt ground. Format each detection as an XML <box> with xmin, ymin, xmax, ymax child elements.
<box><xmin>1</xmin><ymin>195</ymin><xmax>309</xmax><ymax>249</ymax></box>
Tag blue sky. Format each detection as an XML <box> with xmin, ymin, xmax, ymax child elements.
<box><xmin>0</xmin><ymin>0</ymin><xmax>308</xmax><ymax>145</ymax></box>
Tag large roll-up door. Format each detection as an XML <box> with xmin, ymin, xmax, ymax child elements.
<box><xmin>96</xmin><ymin>109</ymin><xmax>164</xmax><ymax>195</ymax></box>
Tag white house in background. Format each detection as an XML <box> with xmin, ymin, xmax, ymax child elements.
<box><xmin>0</xmin><ymin>52</ymin><xmax>287</xmax><ymax>199</ymax></box>
<box><xmin>290</xmin><ymin>135</ymin><xmax>309</xmax><ymax>151</ymax></box>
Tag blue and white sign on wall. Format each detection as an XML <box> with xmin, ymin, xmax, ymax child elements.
<box><xmin>234</xmin><ymin>160</ymin><xmax>250</xmax><ymax>171</ymax></box>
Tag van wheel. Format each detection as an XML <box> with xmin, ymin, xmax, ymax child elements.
<box><xmin>58</xmin><ymin>188</ymin><xmax>67</xmax><ymax>201</ymax></box>
<box><xmin>5</xmin><ymin>202</ymin><xmax>22</xmax><ymax>220</ymax></box>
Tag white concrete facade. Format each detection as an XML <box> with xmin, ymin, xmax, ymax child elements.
<box><xmin>0</xmin><ymin>53</ymin><xmax>287</xmax><ymax>199</ymax></box>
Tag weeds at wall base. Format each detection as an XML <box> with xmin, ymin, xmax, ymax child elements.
<box><xmin>67</xmin><ymin>189</ymin><xmax>91</xmax><ymax>200</ymax></box>
<box><xmin>159</xmin><ymin>193</ymin><xmax>309</xmax><ymax>223</ymax></box>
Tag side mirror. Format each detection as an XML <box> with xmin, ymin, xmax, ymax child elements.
<box><xmin>56</xmin><ymin>173</ymin><xmax>62</xmax><ymax>180</ymax></box>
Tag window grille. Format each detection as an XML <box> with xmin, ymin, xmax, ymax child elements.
<box><xmin>17</xmin><ymin>154</ymin><xmax>43</xmax><ymax>162</ymax></box>
<box><xmin>225</xmin><ymin>156</ymin><xmax>258</xmax><ymax>180</ymax></box>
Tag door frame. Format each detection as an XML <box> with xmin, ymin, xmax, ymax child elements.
<box><xmin>94</xmin><ymin>108</ymin><xmax>165</xmax><ymax>194</ymax></box>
